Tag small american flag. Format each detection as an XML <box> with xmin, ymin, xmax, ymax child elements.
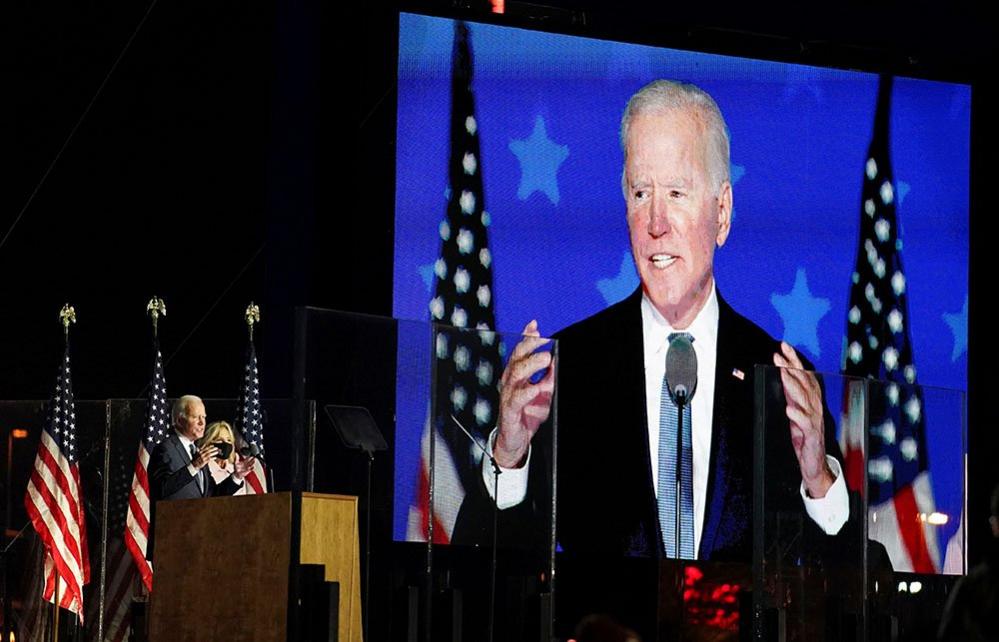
<box><xmin>23</xmin><ymin>338</ymin><xmax>91</xmax><ymax>619</ymax></box>
<box><xmin>840</xmin><ymin>75</ymin><xmax>939</xmax><ymax>573</ymax></box>
<box><xmin>408</xmin><ymin>20</ymin><xmax>502</xmax><ymax>543</ymax></box>
<box><xmin>124</xmin><ymin>333</ymin><xmax>171</xmax><ymax>590</ymax></box>
<box><xmin>236</xmin><ymin>338</ymin><xmax>267</xmax><ymax>494</ymax></box>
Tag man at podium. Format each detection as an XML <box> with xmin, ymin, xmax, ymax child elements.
<box><xmin>150</xmin><ymin>395</ymin><xmax>255</xmax><ymax>501</ymax></box>
<box><xmin>146</xmin><ymin>395</ymin><xmax>256</xmax><ymax>559</ymax></box>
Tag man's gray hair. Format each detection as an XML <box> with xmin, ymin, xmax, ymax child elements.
<box><xmin>620</xmin><ymin>79</ymin><xmax>731</xmax><ymax>192</ymax></box>
<box><xmin>171</xmin><ymin>395</ymin><xmax>203</xmax><ymax>426</ymax></box>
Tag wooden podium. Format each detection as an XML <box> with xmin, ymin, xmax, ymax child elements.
<box><xmin>148</xmin><ymin>492</ymin><xmax>362</xmax><ymax>642</ymax></box>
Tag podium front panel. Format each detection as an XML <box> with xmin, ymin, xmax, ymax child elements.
<box><xmin>752</xmin><ymin>365</ymin><xmax>966</xmax><ymax>642</ymax></box>
<box><xmin>149</xmin><ymin>493</ymin><xmax>293</xmax><ymax>642</ymax></box>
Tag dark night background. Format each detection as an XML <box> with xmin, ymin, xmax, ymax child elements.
<box><xmin>4</xmin><ymin>0</ymin><xmax>998</xmax><ymax>636</ymax></box>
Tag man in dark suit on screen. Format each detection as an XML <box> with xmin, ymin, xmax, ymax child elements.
<box><xmin>147</xmin><ymin>395</ymin><xmax>254</xmax><ymax>559</ymax></box>
<box><xmin>454</xmin><ymin>80</ymin><xmax>852</xmax><ymax>561</ymax></box>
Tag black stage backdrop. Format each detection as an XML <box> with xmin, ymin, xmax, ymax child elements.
<box><xmin>5</xmin><ymin>1</ymin><xmax>999</xmax><ymax>639</ymax></box>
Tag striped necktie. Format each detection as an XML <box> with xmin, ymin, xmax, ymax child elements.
<box><xmin>657</xmin><ymin>332</ymin><xmax>695</xmax><ymax>559</ymax></box>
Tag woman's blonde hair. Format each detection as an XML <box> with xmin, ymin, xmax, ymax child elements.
<box><xmin>199</xmin><ymin>420</ymin><xmax>237</xmax><ymax>465</ymax></box>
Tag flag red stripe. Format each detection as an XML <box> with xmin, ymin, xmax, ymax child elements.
<box><xmin>133</xmin><ymin>445</ymin><xmax>151</xmax><ymax>492</ymax></box>
<box><xmin>72</xmin><ymin>467</ymin><xmax>90</xmax><ymax>583</ymax></box>
<box><xmin>26</xmin><ymin>467</ymin><xmax>85</xmax><ymax>575</ymax></box>
<box><xmin>124</xmin><ymin>528</ymin><xmax>154</xmax><ymax>592</ymax></box>
<box><xmin>25</xmin><ymin>478</ymin><xmax>85</xmax><ymax>618</ymax></box>
<box><xmin>893</xmin><ymin>484</ymin><xmax>935</xmax><ymax>574</ymax></box>
<box><xmin>416</xmin><ymin>464</ymin><xmax>450</xmax><ymax>544</ymax></box>
<box><xmin>245</xmin><ymin>470</ymin><xmax>264</xmax><ymax>495</ymax></box>
<box><xmin>126</xmin><ymin>490</ymin><xmax>151</xmax><ymax>534</ymax></box>
<box><xmin>35</xmin><ymin>435</ymin><xmax>84</xmax><ymax>533</ymax></box>
<box><xmin>843</xmin><ymin>442</ymin><xmax>865</xmax><ymax>495</ymax></box>
<box><xmin>126</xmin><ymin>442</ymin><xmax>155</xmax><ymax>590</ymax></box>
<box><xmin>43</xmin><ymin>558</ymin><xmax>55</xmax><ymax>601</ymax></box>
<box><xmin>26</xmin><ymin>487</ymin><xmax>83</xmax><ymax>600</ymax></box>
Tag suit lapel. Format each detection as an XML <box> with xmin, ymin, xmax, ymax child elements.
<box><xmin>604</xmin><ymin>289</ymin><xmax>658</xmax><ymax>556</ymax></box>
<box><xmin>170</xmin><ymin>434</ymin><xmax>204</xmax><ymax>497</ymax></box>
<box><xmin>622</xmin><ymin>291</ymin><xmax>657</xmax><ymax>544</ymax></box>
<box><xmin>699</xmin><ymin>296</ymin><xmax>747</xmax><ymax>559</ymax></box>
<box><xmin>170</xmin><ymin>434</ymin><xmax>190</xmax><ymax>465</ymax></box>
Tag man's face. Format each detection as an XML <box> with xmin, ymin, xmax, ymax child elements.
<box><xmin>624</xmin><ymin>107</ymin><xmax>732</xmax><ymax>328</ymax></box>
<box><xmin>177</xmin><ymin>400</ymin><xmax>207</xmax><ymax>441</ymax></box>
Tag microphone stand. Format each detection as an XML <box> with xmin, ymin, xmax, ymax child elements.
<box><xmin>673</xmin><ymin>389</ymin><xmax>690</xmax><ymax>638</ymax></box>
<box><xmin>451</xmin><ymin>415</ymin><xmax>500</xmax><ymax>642</ymax></box>
<box><xmin>674</xmin><ymin>391</ymin><xmax>686</xmax><ymax>563</ymax></box>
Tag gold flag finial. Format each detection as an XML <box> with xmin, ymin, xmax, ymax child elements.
<box><xmin>147</xmin><ymin>296</ymin><xmax>166</xmax><ymax>336</ymax></box>
<box><xmin>245</xmin><ymin>302</ymin><xmax>261</xmax><ymax>340</ymax></box>
<box><xmin>59</xmin><ymin>304</ymin><xmax>77</xmax><ymax>337</ymax></box>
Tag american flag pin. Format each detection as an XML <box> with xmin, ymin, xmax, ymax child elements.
<box><xmin>732</xmin><ymin>368</ymin><xmax>745</xmax><ymax>381</ymax></box>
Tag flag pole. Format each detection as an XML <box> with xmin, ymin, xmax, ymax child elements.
<box><xmin>146</xmin><ymin>297</ymin><xmax>166</xmax><ymax>340</ymax></box>
<box><xmin>241</xmin><ymin>303</ymin><xmax>270</xmax><ymax>491</ymax></box>
<box><xmin>245</xmin><ymin>302</ymin><xmax>260</xmax><ymax>343</ymax></box>
<box><xmin>51</xmin><ymin>573</ymin><xmax>59</xmax><ymax>642</ymax></box>
<box><xmin>54</xmin><ymin>304</ymin><xmax>75</xmax><ymax>641</ymax></box>
<box><xmin>139</xmin><ymin>296</ymin><xmax>164</xmax><ymax>601</ymax></box>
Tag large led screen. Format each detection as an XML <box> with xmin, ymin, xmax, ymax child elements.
<box><xmin>392</xmin><ymin>12</ymin><xmax>970</xmax><ymax>573</ymax></box>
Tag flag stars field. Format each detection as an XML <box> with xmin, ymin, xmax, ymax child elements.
<box><xmin>460</xmin><ymin>190</ymin><xmax>476</xmax><ymax>214</ymax></box>
<box><xmin>451</xmin><ymin>386</ymin><xmax>467</xmax><ymax>411</ymax></box>
<box><xmin>875</xmin><ymin>219</ymin><xmax>891</xmax><ymax>242</ymax></box>
<box><xmin>888</xmin><ymin>309</ymin><xmax>904</xmax><ymax>333</ymax></box>
<box><xmin>454</xmin><ymin>346</ymin><xmax>470</xmax><ymax>371</ymax></box>
<box><xmin>476</xmin><ymin>361</ymin><xmax>493</xmax><ymax>386</ymax></box>
<box><xmin>457</xmin><ymin>229</ymin><xmax>474</xmax><ymax>254</ymax></box>
<box><xmin>430</xmin><ymin>296</ymin><xmax>444</xmax><ymax>320</ymax></box>
<box><xmin>473</xmin><ymin>399</ymin><xmax>491</xmax><ymax>426</ymax></box>
<box><xmin>454</xmin><ymin>267</ymin><xmax>470</xmax><ymax>293</ymax></box>
<box><xmin>883</xmin><ymin>346</ymin><xmax>899</xmax><ymax>370</ymax></box>
<box><xmin>867</xmin><ymin>157</ymin><xmax>878</xmax><ymax>179</ymax></box>
<box><xmin>463</xmin><ymin>152</ymin><xmax>477</xmax><ymax>175</ymax></box>
<box><xmin>876</xmin><ymin>420</ymin><xmax>896</xmax><ymax>444</ymax></box>
<box><xmin>880</xmin><ymin>180</ymin><xmax>894</xmax><ymax>205</ymax></box>
<box><xmin>891</xmin><ymin>271</ymin><xmax>906</xmax><ymax>296</ymax></box>
<box><xmin>905</xmin><ymin>396</ymin><xmax>921</xmax><ymax>423</ymax></box>
<box><xmin>477</xmin><ymin>285</ymin><xmax>491</xmax><ymax>307</ymax></box>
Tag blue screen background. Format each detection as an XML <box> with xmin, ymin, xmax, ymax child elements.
<box><xmin>392</xmin><ymin>13</ymin><xmax>970</xmax><ymax>553</ymax></box>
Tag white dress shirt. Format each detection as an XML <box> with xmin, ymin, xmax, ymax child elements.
<box><xmin>177</xmin><ymin>432</ymin><xmax>202</xmax><ymax>479</ymax></box>
<box><xmin>485</xmin><ymin>285</ymin><xmax>849</xmax><ymax>553</ymax></box>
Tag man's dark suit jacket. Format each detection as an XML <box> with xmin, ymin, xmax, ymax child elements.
<box><xmin>146</xmin><ymin>432</ymin><xmax>242</xmax><ymax>559</ymax></box>
<box><xmin>454</xmin><ymin>287</ymin><xmax>854</xmax><ymax>561</ymax></box>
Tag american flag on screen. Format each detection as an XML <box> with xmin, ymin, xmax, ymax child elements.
<box><xmin>407</xmin><ymin>20</ymin><xmax>503</xmax><ymax>543</ymax></box>
<box><xmin>24</xmin><ymin>338</ymin><xmax>91</xmax><ymax>619</ymax></box>
<box><xmin>840</xmin><ymin>75</ymin><xmax>939</xmax><ymax>573</ymax></box>
<box><xmin>124</xmin><ymin>334</ymin><xmax>171</xmax><ymax>590</ymax></box>
<box><xmin>236</xmin><ymin>337</ymin><xmax>267</xmax><ymax>494</ymax></box>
